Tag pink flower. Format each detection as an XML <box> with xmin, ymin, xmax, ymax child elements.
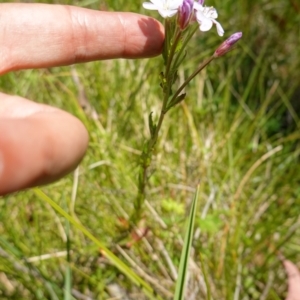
<box><xmin>178</xmin><ymin>0</ymin><xmax>194</xmax><ymax>30</ymax></box>
<box><xmin>194</xmin><ymin>1</ymin><xmax>224</xmax><ymax>36</ymax></box>
<box><xmin>214</xmin><ymin>32</ymin><xmax>243</xmax><ymax>57</ymax></box>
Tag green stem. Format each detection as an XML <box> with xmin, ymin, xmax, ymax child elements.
<box><xmin>168</xmin><ymin>55</ymin><xmax>215</xmax><ymax>108</ymax></box>
<box><xmin>130</xmin><ymin>92</ymin><xmax>168</xmax><ymax>225</ymax></box>
<box><xmin>130</xmin><ymin>26</ymin><xmax>183</xmax><ymax>226</ymax></box>
<box><xmin>165</xmin><ymin>29</ymin><xmax>182</xmax><ymax>79</ymax></box>
<box><xmin>172</xmin><ymin>24</ymin><xmax>198</xmax><ymax>70</ymax></box>
<box><xmin>129</xmin><ymin>24</ymin><xmax>213</xmax><ymax>227</ymax></box>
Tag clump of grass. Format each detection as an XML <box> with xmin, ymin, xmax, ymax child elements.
<box><xmin>1</xmin><ymin>0</ymin><xmax>300</xmax><ymax>299</ymax></box>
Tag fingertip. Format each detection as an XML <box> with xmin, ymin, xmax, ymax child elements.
<box><xmin>68</xmin><ymin>10</ymin><xmax>165</xmax><ymax>60</ymax></box>
<box><xmin>0</xmin><ymin>111</ymin><xmax>89</xmax><ymax>195</ymax></box>
<box><xmin>0</xmin><ymin>5</ymin><xmax>166</xmax><ymax>74</ymax></box>
<box><xmin>123</xmin><ymin>14</ymin><xmax>165</xmax><ymax>58</ymax></box>
<box><xmin>32</xmin><ymin>111</ymin><xmax>89</xmax><ymax>186</ymax></box>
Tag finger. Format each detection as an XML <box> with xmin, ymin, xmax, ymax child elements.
<box><xmin>0</xmin><ymin>3</ymin><xmax>164</xmax><ymax>75</ymax></box>
<box><xmin>0</xmin><ymin>93</ymin><xmax>89</xmax><ymax>195</ymax></box>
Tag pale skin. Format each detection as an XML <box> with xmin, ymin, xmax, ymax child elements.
<box><xmin>0</xmin><ymin>3</ymin><xmax>164</xmax><ymax>195</ymax></box>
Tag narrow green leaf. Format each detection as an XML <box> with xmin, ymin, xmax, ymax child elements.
<box><xmin>148</xmin><ymin>111</ymin><xmax>157</xmax><ymax>138</ymax></box>
<box><xmin>34</xmin><ymin>188</ymin><xmax>161</xmax><ymax>300</ymax></box>
<box><xmin>63</xmin><ymin>197</ymin><xmax>72</xmax><ymax>300</ymax></box>
<box><xmin>173</xmin><ymin>185</ymin><xmax>200</xmax><ymax>300</ymax></box>
<box><xmin>173</xmin><ymin>50</ymin><xmax>187</xmax><ymax>70</ymax></box>
<box><xmin>167</xmin><ymin>93</ymin><xmax>186</xmax><ymax>111</ymax></box>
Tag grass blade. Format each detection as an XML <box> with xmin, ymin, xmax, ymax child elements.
<box><xmin>33</xmin><ymin>188</ymin><xmax>161</xmax><ymax>300</ymax></box>
<box><xmin>174</xmin><ymin>185</ymin><xmax>200</xmax><ymax>300</ymax></box>
<box><xmin>63</xmin><ymin>197</ymin><xmax>72</xmax><ymax>300</ymax></box>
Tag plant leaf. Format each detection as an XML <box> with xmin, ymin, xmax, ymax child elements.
<box><xmin>34</xmin><ymin>188</ymin><xmax>161</xmax><ymax>300</ymax></box>
<box><xmin>148</xmin><ymin>112</ymin><xmax>157</xmax><ymax>138</ymax></box>
<box><xmin>167</xmin><ymin>93</ymin><xmax>186</xmax><ymax>111</ymax></box>
<box><xmin>63</xmin><ymin>197</ymin><xmax>72</xmax><ymax>300</ymax></box>
<box><xmin>173</xmin><ymin>185</ymin><xmax>200</xmax><ymax>300</ymax></box>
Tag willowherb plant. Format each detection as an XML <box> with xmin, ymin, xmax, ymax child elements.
<box><xmin>130</xmin><ymin>0</ymin><xmax>242</xmax><ymax>225</ymax></box>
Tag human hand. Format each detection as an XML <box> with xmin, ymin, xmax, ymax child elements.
<box><xmin>0</xmin><ymin>3</ymin><xmax>164</xmax><ymax>195</ymax></box>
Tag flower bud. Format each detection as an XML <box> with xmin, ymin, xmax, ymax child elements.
<box><xmin>214</xmin><ymin>32</ymin><xmax>242</xmax><ymax>57</ymax></box>
<box><xmin>178</xmin><ymin>0</ymin><xmax>194</xmax><ymax>30</ymax></box>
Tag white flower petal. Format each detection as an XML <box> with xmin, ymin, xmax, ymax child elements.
<box><xmin>149</xmin><ymin>0</ymin><xmax>164</xmax><ymax>7</ymax></box>
<box><xmin>200</xmin><ymin>20</ymin><xmax>213</xmax><ymax>31</ymax></box>
<box><xmin>143</xmin><ymin>0</ymin><xmax>181</xmax><ymax>18</ymax></box>
<box><xmin>208</xmin><ymin>8</ymin><xmax>218</xmax><ymax>19</ymax></box>
<box><xmin>170</xmin><ymin>0</ymin><xmax>184</xmax><ymax>9</ymax></box>
<box><xmin>158</xmin><ymin>9</ymin><xmax>178</xmax><ymax>18</ymax></box>
<box><xmin>196</xmin><ymin>11</ymin><xmax>209</xmax><ymax>24</ymax></box>
<box><xmin>196</xmin><ymin>11</ymin><xmax>213</xmax><ymax>32</ymax></box>
<box><xmin>215</xmin><ymin>21</ymin><xmax>224</xmax><ymax>36</ymax></box>
<box><xmin>193</xmin><ymin>2</ymin><xmax>204</xmax><ymax>11</ymax></box>
<box><xmin>143</xmin><ymin>2</ymin><xmax>160</xmax><ymax>10</ymax></box>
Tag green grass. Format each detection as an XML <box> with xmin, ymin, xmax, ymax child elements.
<box><xmin>1</xmin><ymin>0</ymin><xmax>300</xmax><ymax>299</ymax></box>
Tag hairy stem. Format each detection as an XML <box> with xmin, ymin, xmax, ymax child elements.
<box><xmin>129</xmin><ymin>26</ymin><xmax>214</xmax><ymax>227</ymax></box>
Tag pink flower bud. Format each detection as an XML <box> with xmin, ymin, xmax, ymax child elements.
<box><xmin>214</xmin><ymin>32</ymin><xmax>242</xmax><ymax>57</ymax></box>
<box><xmin>178</xmin><ymin>0</ymin><xmax>194</xmax><ymax>30</ymax></box>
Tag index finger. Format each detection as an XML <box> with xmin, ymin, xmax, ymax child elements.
<box><xmin>0</xmin><ymin>3</ymin><xmax>164</xmax><ymax>74</ymax></box>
